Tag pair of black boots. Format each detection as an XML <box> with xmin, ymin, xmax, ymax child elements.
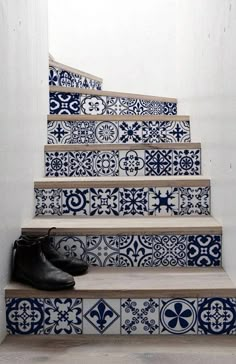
<box><xmin>13</xmin><ymin>227</ymin><xmax>88</xmax><ymax>290</ymax></box>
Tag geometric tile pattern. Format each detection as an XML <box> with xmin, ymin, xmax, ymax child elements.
<box><xmin>49</xmin><ymin>66</ymin><xmax>102</xmax><ymax>90</ymax></box>
<box><xmin>47</xmin><ymin>120</ymin><xmax>189</xmax><ymax>144</ymax></box>
<box><xmin>49</xmin><ymin>234</ymin><xmax>222</xmax><ymax>268</ymax></box>
<box><xmin>35</xmin><ymin>186</ymin><xmax>210</xmax><ymax>217</ymax></box>
<box><xmin>8</xmin><ymin>296</ymin><xmax>236</xmax><ymax>335</ymax></box>
<box><xmin>44</xmin><ymin>148</ymin><xmax>201</xmax><ymax>177</ymax></box>
<box><xmin>49</xmin><ymin>92</ymin><xmax>177</xmax><ymax>116</ymax></box>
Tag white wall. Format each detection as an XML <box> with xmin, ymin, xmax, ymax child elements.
<box><xmin>176</xmin><ymin>0</ymin><xmax>236</xmax><ymax>282</ymax></box>
<box><xmin>48</xmin><ymin>0</ymin><xmax>177</xmax><ymax>96</ymax></box>
<box><xmin>0</xmin><ymin>0</ymin><xmax>48</xmax><ymax>341</ymax></box>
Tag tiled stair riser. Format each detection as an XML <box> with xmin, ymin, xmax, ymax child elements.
<box><xmin>35</xmin><ymin>186</ymin><xmax>210</xmax><ymax>217</ymax></box>
<box><xmin>45</xmin><ymin>149</ymin><xmax>201</xmax><ymax>177</ymax></box>
<box><xmin>49</xmin><ymin>234</ymin><xmax>221</xmax><ymax>267</ymax></box>
<box><xmin>49</xmin><ymin>92</ymin><xmax>177</xmax><ymax>115</ymax></box>
<box><xmin>48</xmin><ymin>120</ymin><xmax>190</xmax><ymax>144</ymax></box>
<box><xmin>49</xmin><ymin>66</ymin><xmax>102</xmax><ymax>90</ymax></box>
<box><xmin>6</xmin><ymin>296</ymin><xmax>234</xmax><ymax>335</ymax></box>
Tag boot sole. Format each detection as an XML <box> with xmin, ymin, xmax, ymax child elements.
<box><xmin>13</xmin><ymin>271</ymin><xmax>75</xmax><ymax>291</ymax></box>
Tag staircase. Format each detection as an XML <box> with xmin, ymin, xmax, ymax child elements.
<box><xmin>5</xmin><ymin>58</ymin><xmax>236</xmax><ymax>337</ymax></box>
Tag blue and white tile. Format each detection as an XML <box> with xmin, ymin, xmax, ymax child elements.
<box><xmin>6</xmin><ymin>298</ymin><xmax>44</xmax><ymax>335</ymax></box>
<box><xmin>35</xmin><ymin>188</ymin><xmax>62</xmax><ymax>216</ymax></box>
<box><xmin>70</xmin><ymin>121</ymin><xmax>95</xmax><ymax>144</ymax></box>
<box><xmin>105</xmin><ymin>97</ymin><xmax>128</xmax><ymax>115</ymax></box>
<box><xmin>62</xmin><ymin>188</ymin><xmax>89</xmax><ymax>216</ymax></box>
<box><xmin>164</xmin><ymin>102</ymin><xmax>177</xmax><ymax>115</ymax></box>
<box><xmin>90</xmin><ymin>188</ymin><xmax>119</xmax><ymax>216</ymax></box>
<box><xmin>119</xmin><ymin>150</ymin><xmax>145</xmax><ymax>176</ymax></box>
<box><xmin>86</xmin><ymin>236</ymin><xmax>119</xmax><ymax>267</ymax></box>
<box><xmin>44</xmin><ymin>298</ymin><xmax>82</xmax><ymax>335</ymax></box>
<box><xmin>80</xmin><ymin>95</ymin><xmax>106</xmax><ymax>115</ymax></box>
<box><xmin>165</xmin><ymin>121</ymin><xmax>190</xmax><ymax>143</ymax></box>
<box><xmin>49</xmin><ymin>92</ymin><xmax>81</xmax><ymax>115</ymax></box>
<box><xmin>179</xmin><ymin>187</ymin><xmax>210</xmax><ymax>215</ymax></box>
<box><xmin>53</xmin><ymin>236</ymin><xmax>87</xmax><ymax>260</ymax></box>
<box><xmin>198</xmin><ymin>298</ymin><xmax>236</xmax><ymax>335</ymax></box>
<box><xmin>83</xmin><ymin>299</ymin><xmax>120</xmax><ymax>334</ymax></box>
<box><xmin>95</xmin><ymin>121</ymin><xmax>119</xmax><ymax>144</ymax></box>
<box><xmin>45</xmin><ymin>152</ymin><xmax>69</xmax><ymax>177</ymax></box>
<box><xmin>145</xmin><ymin>150</ymin><xmax>172</xmax><ymax>176</ymax></box>
<box><xmin>119</xmin><ymin>235</ymin><xmax>153</xmax><ymax>266</ymax></box>
<box><xmin>149</xmin><ymin>187</ymin><xmax>179</xmax><ymax>216</ymax></box>
<box><xmin>121</xmin><ymin>298</ymin><xmax>159</xmax><ymax>335</ymax></box>
<box><xmin>68</xmin><ymin>151</ymin><xmax>94</xmax><ymax>177</ymax></box>
<box><xmin>119</xmin><ymin>188</ymin><xmax>148</xmax><ymax>216</ymax></box>
<box><xmin>49</xmin><ymin>66</ymin><xmax>59</xmax><ymax>86</ymax></box>
<box><xmin>160</xmin><ymin>298</ymin><xmax>197</xmax><ymax>335</ymax></box>
<box><xmin>173</xmin><ymin>149</ymin><xmax>201</xmax><ymax>175</ymax></box>
<box><xmin>138</xmin><ymin>100</ymin><xmax>165</xmax><ymax>115</ymax></box>
<box><xmin>153</xmin><ymin>235</ymin><xmax>187</xmax><ymax>267</ymax></box>
<box><xmin>142</xmin><ymin>121</ymin><xmax>166</xmax><ymax>143</ymax></box>
<box><xmin>94</xmin><ymin>151</ymin><xmax>119</xmax><ymax>176</ymax></box>
<box><xmin>47</xmin><ymin>121</ymin><xmax>72</xmax><ymax>144</ymax></box>
<box><xmin>187</xmin><ymin>235</ymin><xmax>221</xmax><ymax>267</ymax></box>
<box><xmin>119</xmin><ymin>121</ymin><xmax>142</xmax><ymax>143</ymax></box>
<box><xmin>58</xmin><ymin>70</ymin><xmax>73</xmax><ymax>87</ymax></box>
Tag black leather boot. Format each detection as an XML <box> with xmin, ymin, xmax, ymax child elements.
<box><xmin>41</xmin><ymin>228</ymin><xmax>88</xmax><ymax>276</ymax></box>
<box><xmin>13</xmin><ymin>237</ymin><xmax>75</xmax><ymax>291</ymax></box>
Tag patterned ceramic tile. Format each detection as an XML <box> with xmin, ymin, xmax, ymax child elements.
<box><xmin>90</xmin><ymin>188</ymin><xmax>119</xmax><ymax>216</ymax></box>
<box><xmin>6</xmin><ymin>298</ymin><xmax>44</xmax><ymax>335</ymax></box>
<box><xmin>142</xmin><ymin>121</ymin><xmax>166</xmax><ymax>143</ymax></box>
<box><xmin>45</xmin><ymin>152</ymin><xmax>69</xmax><ymax>177</ymax></box>
<box><xmin>53</xmin><ymin>236</ymin><xmax>87</xmax><ymax>260</ymax></box>
<box><xmin>160</xmin><ymin>298</ymin><xmax>197</xmax><ymax>335</ymax></box>
<box><xmin>119</xmin><ymin>150</ymin><xmax>145</xmax><ymax>176</ymax></box>
<box><xmin>95</xmin><ymin>121</ymin><xmax>119</xmax><ymax>144</ymax></box>
<box><xmin>47</xmin><ymin>121</ymin><xmax>72</xmax><ymax>144</ymax></box>
<box><xmin>153</xmin><ymin>235</ymin><xmax>187</xmax><ymax>267</ymax></box>
<box><xmin>35</xmin><ymin>188</ymin><xmax>62</xmax><ymax>216</ymax></box>
<box><xmin>145</xmin><ymin>150</ymin><xmax>172</xmax><ymax>176</ymax></box>
<box><xmin>83</xmin><ymin>299</ymin><xmax>120</xmax><ymax>334</ymax></box>
<box><xmin>149</xmin><ymin>187</ymin><xmax>179</xmax><ymax>216</ymax></box>
<box><xmin>119</xmin><ymin>188</ymin><xmax>148</xmax><ymax>216</ymax></box>
<box><xmin>165</xmin><ymin>121</ymin><xmax>190</xmax><ymax>143</ymax></box>
<box><xmin>119</xmin><ymin>121</ymin><xmax>142</xmax><ymax>143</ymax></box>
<box><xmin>68</xmin><ymin>151</ymin><xmax>94</xmax><ymax>177</ymax></box>
<box><xmin>179</xmin><ymin>187</ymin><xmax>210</xmax><ymax>215</ymax></box>
<box><xmin>119</xmin><ymin>235</ymin><xmax>153</xmax><ymax>267</ymax></box>
<box><xmin>121</xmin><ymin>298</ymin><xmax>159</xmax><ymax>335</ymax></box>
<box><xmin>49</xmin><ymin>92</ymin><xmax>81</xmax><ymax>115</ymax></box>
<box><xmin>198</xmin><ymin>298</ymin><xmax>236</xmax><ymax>335</ymax></box>
<box><xmin>173</xmin><ymin>149</ymin><xmax>201</xmax><ymax>176</ymax></box>
<box><xmin>164</xmin><ymin>102</ymin><xmax>177</xmax><ymax>115</ymax></box>
<box><xmin>80</xmin><ymin>95</ymin><xmax>107</xmax><ymax>115</ymax></box>
<box><xmin>86</xmin><ymin>236</ymin><xmax>119</xmax><ymax>267</ymax></box>
<box><xmin>70</xmin><ymin>121</ymin><xmax>95</xmax><ymax>144</ymax></box>
<box><xmin>44</xmin><ymin>298</ymin><xmax>82</xmax><ymax>334</ymax></box>
<box><xmin>94</xmin><ymin>151</ymin><xmax>119</xmax><ymax>176</ymax></box>
<box><xmin>62</xmin><ymin>188</ymin><xmax>89</xmax><ymax>216</ymax></box>
<box><xmin>187</xmin><ymin>235</ymin><xmax>221</xmax><ymax>267</ymax></box>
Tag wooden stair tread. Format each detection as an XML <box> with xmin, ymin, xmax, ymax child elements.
<box><xmin>21</xmin><ymin>216</ymin><xmax>222</xmax><ymax>235</ymax></box>
<box><xmin>50</xmin><ymin>86</ymin><xmax>177</xmax><ymax>103</ymax></box>
<box><xmin>45</xmin><ymin>142</ymin><xmax>200</xmax><ymax>152</ymax></box>
<box><xmin>5</xmin><ymin>267</ymin><xmax>235</xmax><ymax>298</ymax></box>
<box><xmin>35</xmin><ymin>175</ymin><xmax>210</xmax><ymax>188</ymax></box>
<box><xmin>47</xmin><ymin>114</ymin><xmax>189</xmax><ymax>121</ymax></box>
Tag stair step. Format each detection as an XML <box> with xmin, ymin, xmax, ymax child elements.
<box><xmin>49</xmin><ymin>86</ymin><xmax>177</xmax><ymax>115</ymax></box>
<box><xmin>44</xmin><ymin>143</ymin><xmax>201</xmax><ymax>177</ymax></box>
<box><xmin>34</xmin><ymin>176</ymin><xmax>210</xmax><ymax>217</ymax></box>
<box><xmin>5</xmin><ymin>268</ymin><xmax>236</xmax><ymax>335</ymax></box>
<box><xmin>49</xmin><ymin>59</ymin><xmax>102</xmax><ymax>90</ymax></box>
<box><xmin>47</xmin><ymin>114</ymin><xmax>190</xmax><ymax>144</ymax></box>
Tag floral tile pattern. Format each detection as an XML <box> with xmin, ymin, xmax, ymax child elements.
<box><xmin>48</xmin><ymin>120</ymin><xmax>190</xmax><ymax>144</ymax></box>
<box><xmin>53</xmin><ymin>236</ymin><xmax>87</xmax><ymax>260</ymax></box>
<box><xmin>62</xmin><ymin>188</ymin><xmax>89</xmax><ymax>216</ymax></box>
<box><xmin>119</xmin><ymin>235</ymin><xmax>153</xmax><ymax>267</ymax></box>
<box><xmin>173</xmin><ymin>149</ymin><xmax>201</xmax><ymax>175</ymax></box>
<box><xmin>149</xmin><ymin>187</ymin><xmax>179</xmax><ymax>216</ymax></box>
<box><xmin>49</xmin><ymin>92</ymin><xmax>177</xmax><ymax>116</ymax></box>
<box><xmin>44</xmin><ymin>298</ymin><xmax>82</xmax><ymax>334</ymax></box>
<box><xmin>90</xmin><ymin>188</ymin><xmax>119</xmax><ymax>216</ymax></box>
<box><xmin>35</xmin><ymin>188</ymin><xmax>62</xmax><ymax>216</ymax></box>
<box><xmin>187</xmin><ymin>235</ymin><xmax>221</xmax><ymax>267</ymax></box>
<box><xmin>86</xmin><ymin>236</ymin><xmax>119</xmax><ymax>267</ymax></box>
<box><xmin>68</xmin><ymin>151</ymin><xmax>94</xmax><ymax>177</ymax></box>
<box><xmin>119</xmin><ymin>188</ymin><xmax>149</xmax><ymax>216</ymax></box>
<box><xmin>145</xmin><ymin>150</ymin><xmax>173</xmax><ymax>176</ymax></box>
<box><xmin>179</xmin><ymin>187</ymin><xmax>210</xmax><ymax>215</ymax></box>
<box><xmin>119</xmin><ymin>150</ymin><xmax>145</xmax><ymax>176</ymax></box>
<box><xmin>93</xmin><ymin>151</ymin><xmax>119</xmax><ymax>176</ymax></box>
<box><xmin>121</xmin><ymin>298</ymin><xmax>159</xmax><ymax>334</ymax></box>
<box><xmin>49</xmin><ymin>66</ymin><xmax>102</xmax><ymax>90</ymax></box>
<box><xmin>153</xmin><ymin>235</ymin><xmax>187</xmax><ymax>267</ymax></box>
<box><xmin>45</xmin><ymin>152</ymin><xmax>69</xmax><ymax>177</ymax></box>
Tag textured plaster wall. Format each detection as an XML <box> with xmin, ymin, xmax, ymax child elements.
<box><xmin>176</xmin><ymin>0</ymin><xmax>236</xmax><ymax>282</ymax></box>
<box><xmin>0</xmin><ymin>0</ymin><xmax>48</xmax><ymax>341</ymax></box>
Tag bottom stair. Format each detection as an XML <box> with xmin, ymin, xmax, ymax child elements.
<box><xmin>5</xmin><ymin>267</ymin><xmax>236</xmax><ymax>336</ymax></box>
